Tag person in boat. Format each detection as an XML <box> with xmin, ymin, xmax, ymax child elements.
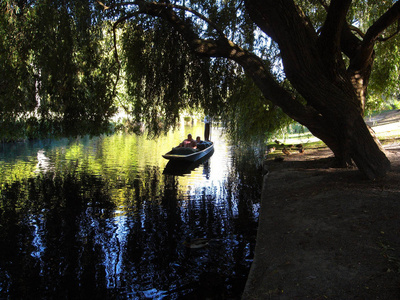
<box><xmin>196</xmin><ymin>136</ymin><xmax>213</xmax><ymax>150</ymax></box>
<box><xmin>196</xmin><ymin>136</ymin><xmax>205</xmax><ymax>150</ymax></box>
<box><xmin>204</xmin><ymin>115</ymin><xmax>210</xmax><ymax>141</ymax></box>
<box><xmin>180</xmin><ymin>134</ymin><xmax>197</xmax><ymax>148</ymax></box>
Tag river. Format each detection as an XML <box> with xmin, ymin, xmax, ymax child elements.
<box><xmin>0</xmin><ymin>124</ymin><xmax>263</xmax><ymax>299</ymax></box>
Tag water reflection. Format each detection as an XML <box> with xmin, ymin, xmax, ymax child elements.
<box><xmin>0</xmin><ymin>126</ymin><xmax>262</xmax><ymax>299</ymax></box>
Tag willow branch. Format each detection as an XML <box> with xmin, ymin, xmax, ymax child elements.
<box><xmin>99</xmin><ymin>0</ymin><xmax>321</xmax><ymax>129</ymax></box>
<box><xmin>346</xmin><ymin>1</ymin><xmax>400</xmax><ymax>70</ymax></box>
<box><xmin>96</xmin><ymin>0</ymin><xmax>226</xmax><ymax>38</ymax></box>
<box><xmin>109</xmin><ymin>12</ymin><xmax>141</xmax><ymax>100</ymax></box>
<box><xmin>363</xmin><ymin>1</ymin><xmax>400</xmax><ymax>45</ymax></box>
<box><xmin>153</xmin><ymin>2</ymin><xmax>227</xmax><ymax>38</ymax></box>
<box><xmin>318</xmin><ymin>0</ymin><xmax>352</xmax><ymax>48</ymax></box>
<box><xmin>348</xmin><ymin>25</ymin><xmax>365</xmax><ymax>38</ymax></box>
<box><xmin>377</xmin><ymin>19</ymin><xmax>400</xmax><ymax>42</ymax></box>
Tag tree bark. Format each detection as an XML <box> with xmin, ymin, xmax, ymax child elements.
<box><xmin>244</xmin><ymin>0</ymin><xmax>391</xmax><ymax>179</ymax></box>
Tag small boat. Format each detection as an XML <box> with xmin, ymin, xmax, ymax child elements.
<box><xmin>163</xmin><ymin>152</ymin><xmax>212</xmax><ymax>175</ymax></box>
<box><xmin>162</xmin><ymin>141</ymin><xmax>214</xmax><ymax>162</ymax></box>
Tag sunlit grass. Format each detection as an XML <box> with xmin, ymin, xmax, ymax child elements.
<box><xmin>267</xmin><ymin>119</ymin><xmax>400</xmax><ymax>157</ymax></box>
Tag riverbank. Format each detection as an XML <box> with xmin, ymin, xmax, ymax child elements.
<box><xmin>243</xmin><ymin>114</ymin><xmax>400</xmax><ymax>299</ymax></box>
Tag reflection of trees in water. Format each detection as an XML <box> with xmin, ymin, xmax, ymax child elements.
<box><xmin>120</xmin><ymin>163</ymin><xmax>261</xmax><ymax>298</ymax></box>
<box><xmin>0</xmin><ymin>155</ymin><xmax>261</xmax><ymax>298</ymax></box>
<box><xmin>0</xmin><ymin>172</ymin><xmax>114</xmax><ymax>299</ymax></box>
<box><xmin>228</xmin><ymin>145</ymin><xmax>264</xmax><ymax>216</ymax></box>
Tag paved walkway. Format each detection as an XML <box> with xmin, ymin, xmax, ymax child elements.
<box><xmin>243</xmin><ymin>110</ymin><xmax>400</xmax><ymax>299</ymax></box>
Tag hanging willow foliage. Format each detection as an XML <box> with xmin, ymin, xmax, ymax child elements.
<box><xmin>1</xmin><ymin>0</ymin><xmax>117</xmax><ymax>140</ymax></box>
<box><xmin>2</xmin><ymin>0</ymin><xmax>399</xmax><ymax>143</ymax></box>
<box><xmin>120</xmin><ymin>18</ymin><xmax>240</xmax><ymax>136</ymax></box>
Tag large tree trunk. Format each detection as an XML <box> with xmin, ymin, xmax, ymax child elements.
<box><xmin>244</xmin><ymin>0</ymin><xmax>391</xmax><ymax>179</ymax></box>
<box><xmin>305</xmin><ymin>100</ymin><xmax>390</xmax><ymax>179</ymax></box>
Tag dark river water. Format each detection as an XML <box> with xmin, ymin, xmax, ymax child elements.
<box><xmin>0</xmin><ymin>125</ymin><xmax>263</xmax><ymax>299</ymax></box>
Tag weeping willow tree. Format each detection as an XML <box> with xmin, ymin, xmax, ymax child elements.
<box><xmin>118</xmin><ymin>15</ymin><xmax>290</xmax><ymax>139</ymax></box>
<box><xmin>2</xmin><ymin>0</ymin><xmax>400</xmax><ymax>178</ymax></box>
<box><xmin>1</xmin><ymin>0</ymin><xmax>117</xmax><ymax>139</ymax></box>
<box><xmin>100</xmin><ymin>0</ymin><xmax>400</xmax><ymax>179</ymax></box>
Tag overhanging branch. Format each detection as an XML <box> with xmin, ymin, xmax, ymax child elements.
<box><xmin>100</xmin><ymin>0</ymin><xmax>232</xmax><ymax>111</ymax></box>
<box><xmin>349</xmin><ymin>25</ymin><xmax>365</xmax><ymax>39</ymax></box>
<box><xmin>98</xmin><ymin>0</ymin><xmax>321</xmax><ymax>139</ymax></box>
<box><xmin>378</xmin><ymin>19</ymin><xmax>400</xmax><ymax>42</ymax></box>
<box><xmin>346</xmin><ymin>1</ymin><xmax>400</xmax><ymax>73</ymax></box>
<box><xmin>318</xmin><ymin>0</ymin><xmax>352</xmax><ymax>60</ymax></box>
<box><xmin>96</xmin><ymin>0</ymin><xmax>227</xmax><ymax>38</ymax></box>
<box><xmin>363</xmin><ymin>1</ymin><xmax>400</xmax><ymax>45</ymax></box>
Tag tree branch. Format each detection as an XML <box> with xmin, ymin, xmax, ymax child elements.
<box><xmin>96</xmin><ymin>0</ymin><xmax>227</xmax><ymax>38</ymax></box>
<box><xmin>340</xmin><ymin>23</ymin><xmax>363</xmax><ymax>60</ymax></box>
<box><xmin>348</xmin><ymin>1</ymin><xmax>400</xmax><ymax>73</ymax></box>
<box><xmin>349</xmin><ymin>24</ymin><xmax>365</xmax><ymax>39</ymax></box>
<box><xmin>108</xmin><ymin>11</ymin><xmax>143</xmax><ymax>101</ymax></box>
<box><xmin>157</xmin><ymin>2</ymin><xmax>227</xmax><ymax>38</ymax></box>
<box><xmin>103</xmin><ymin>1</ymin><xmax>233</xmax><ymax>109</ymax></box>
<box><xmin>377</xmin><ymin>18</ymin><xmax>400</xmax><ymax>42</ymax></box>
<box><xmin>318</xmin><ymin>0</ymin><xmax>352</xmax><ymax>57</ymax></box>
<box><xmin>363</xmin><ymin>1</ymin><xmax>400</xmax><ymax>45</ymax></box>
<box><xmin>103</xmin><ymin>0</ymin><xmax>318</xmax><ymax>131</ymax></box>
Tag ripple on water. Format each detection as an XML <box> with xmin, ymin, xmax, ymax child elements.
<box><xmin>0</xmin><ymin>128</ymin><xmax>261</xmax><ymax>299</ymax></box>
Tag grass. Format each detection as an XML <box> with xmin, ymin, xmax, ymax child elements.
<box><xmin>267</xmin><ymin>119</ymin><xmax>400</xmax><ymax>159</ymax></box>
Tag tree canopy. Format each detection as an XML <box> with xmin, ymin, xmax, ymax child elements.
<box><xmin>1</xmin><ymin>0</ymin><xmax>400</xmax><ymax>177</ymax></box>
<box><xmin>1</xmin><ymin>0</ymin><xmax>117</xmax><ymax>138</ymax></box>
